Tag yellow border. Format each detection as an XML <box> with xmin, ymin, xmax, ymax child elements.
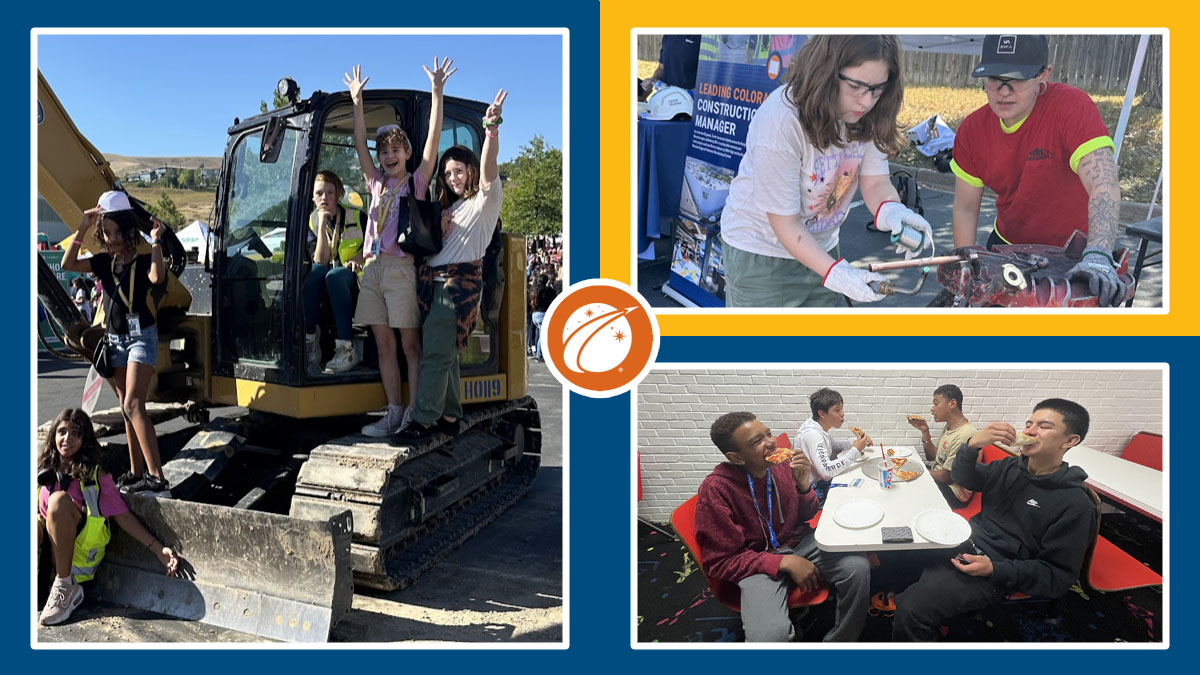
<box><xmin>1071</xmin><ymin>136</ymin><xmax>1118</xmax><ymax>173</ymax></box>
<box><xmin>606</xmin><ymin>17</ymin><xmax>1175</xmax><ymax>333</ymax></box>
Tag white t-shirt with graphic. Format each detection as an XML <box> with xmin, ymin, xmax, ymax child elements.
<box><xmin>720</xmin><ymin>86</ymin><xmax>890</xmax><ymax>258</ymax></box>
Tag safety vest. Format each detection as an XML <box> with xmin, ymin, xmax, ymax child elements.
<box><xmin>308</xmin><ymin>204</ymin><xmax>364</xmax><ymax>267</ymax></box>
<box><xmin>38</xmin><ymin>466</ymin><xmax>112</xmax><ymax>583</ymax></box>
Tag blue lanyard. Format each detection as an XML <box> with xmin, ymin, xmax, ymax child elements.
<box><xmin>746</xmin><ymin>469</ymin><xmax>779</xmax><ymax>549</ymax></box>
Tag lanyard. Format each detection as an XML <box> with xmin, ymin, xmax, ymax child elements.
<box><xmin>376</xmin><ymin>179</ymin><xmax>404</xmax><ymax>238</ymax></box>
<box><xmin>111</xmin><ymin>256</ymin><xmax>137</xmax><ymax>311</ymax></box>
<box><xmin>746</xmin><ymin>469</ymin><xmax>779</xmax><ymax>549</ymax></box>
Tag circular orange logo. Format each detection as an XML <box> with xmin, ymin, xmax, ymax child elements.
<box><xmin>540</xmin><ymin>280</ymin><xmax>660</xmax><ymax>398</ymax></box>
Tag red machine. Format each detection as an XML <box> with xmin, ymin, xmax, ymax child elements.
<box><xmin>869</xmin><ymin>231</ymin><xmax>1137</xmax><ymax>308</ymax></box>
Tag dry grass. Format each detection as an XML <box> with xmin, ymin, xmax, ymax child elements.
<box><xmin>637</xmin><ymin>58</ymin><xmax>1163</xmax><ymax>203</ymax></box>
<box><xmin>124</xmin><ymin>186</ymin><xmax>216</xmax><ymax>226</ymax></box>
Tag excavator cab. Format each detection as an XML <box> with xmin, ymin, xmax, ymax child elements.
<box><xmin>209</xmin><ymin>88</ymin><xmax>518</xmax><ymax>416</ymax></box>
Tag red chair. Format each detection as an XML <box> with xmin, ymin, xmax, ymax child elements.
<box><xmin>670</xmin><ymin>495</ymin><xmax>829</xmax><ymax>612</ymax></box>
<box><xmin>1120</xmin><ymin>432</ymin><xmax>1162</xmax><ymax>471</ymax></box>
<box><xmin>951</xmin><ymin>445</ymin><xmax>1013</xmax><ymax>521</ymax></box>
<box><xmin>776</xmin><ymin>432</ymin><xmax>791</xmax><ymax>449</ymax></box>
<box><xmin>1087</xmin><ymin>535</ymin><xmax>1163</xmax><ymax>591</ymax></box>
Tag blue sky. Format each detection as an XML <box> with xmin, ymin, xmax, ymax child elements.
<box><xmin>37</xmin><ymin>32</ymin><xmax>564</xmax><ymax>163</ymax></box>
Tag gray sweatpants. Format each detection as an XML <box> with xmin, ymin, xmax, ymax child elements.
<box><xmin>736</xmin><ymin>535</ymin><xmax>870</xmax><ymax>642</ymax></box>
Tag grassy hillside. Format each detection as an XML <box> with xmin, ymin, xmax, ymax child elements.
<box><xmin>124</xmin><ymin>186</ymin><xmax>216</xmax><ymax>226</ymax></box>
<box><xmin>107</xmin><ymin>154</ymin><xmax>222</xmax><ymax>176</ymax></box>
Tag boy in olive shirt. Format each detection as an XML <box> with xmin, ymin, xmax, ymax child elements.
<box><xmin>907</xmin><ymin>384</ymin><xmax>977</xmax><ymax>506</ymax></box>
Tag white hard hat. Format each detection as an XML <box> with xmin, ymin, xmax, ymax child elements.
<box><xmin>642</xmin><ymin>86</ymin><xmax>693</xmax><ymax>121</ymax></box>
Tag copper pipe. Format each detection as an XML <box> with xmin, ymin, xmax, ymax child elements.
<box><xmin>868</xmin><ymin>254</ymin><xmax>970</xmax><ymax>272</ymax></box>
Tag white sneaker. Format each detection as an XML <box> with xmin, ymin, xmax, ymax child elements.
<box><xmin>325</xmin><ymin>339</ymin><xmax>360</xmax><ymax>373</ymax></box>
<box><xmin>396</xmin><ymin>405</ymin><xmax>414</xmax><ymax>432</ymax></box>
<box><xmin>305</xmin><ymin>333</ymin><xmax>322</xmax><ymax>376</ymax></box>
<box><xmin>362</xmin><ymin>405</ymin><xmax>406</xmax><ymax>437</ymax></box>
<box><xmin>40</xmin><ymin>577</ymin><xmax>83</xmax><ymax>626</ymax></box>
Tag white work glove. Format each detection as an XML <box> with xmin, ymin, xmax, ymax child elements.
<box><xmin>822</xmin><ymin>259</ymin><xmax>887</xmax><ymax>303</ymax></box>
<box><xmin>1068</xmin><ymin>246</ymin><xmax>1131</xmax><ymax>307</ymax></box>
<box><xmin>876</xmin><ymin>201</ymin><xmax>935</xmax><ymax>260</ymax></box>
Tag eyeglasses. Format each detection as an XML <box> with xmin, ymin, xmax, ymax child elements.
<box><xmin>838</xmin><ymin>73</ymin><xmax>889</xmax><ymax>99</ymax></box>
<box><xmin>982</xmin><ymin>68</ymin><xmax>1046</xmax><ymax>95</ymax></box>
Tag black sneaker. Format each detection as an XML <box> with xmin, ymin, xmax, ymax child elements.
<box><xmin>392</xmin><ymin>420</ymin><xmax>438</xmax><ymax>444</ymax></box>
<box><xmin>434</xmin><ymin>417</ymin><xmax>462</xmax><ymax>438</ymax></box>
<box><xmin>121</xmin><ymin>474</ymin><xmax>171</xmax><ymax>495</ymax></box>
<box><xmin>115</xmin><ymin>472</ymin><xmax>139</xmax><ymax>488</ymax></box>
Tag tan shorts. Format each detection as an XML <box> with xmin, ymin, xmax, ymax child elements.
<box><xmin>353</xmin><ymin>254</ymin><xmax>420</xmax><ymax>329</ymax></box>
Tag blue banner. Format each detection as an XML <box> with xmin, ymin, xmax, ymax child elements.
<box><xmin>665</xmin><ymin>34</ymin><xmax>806</xmax><ymax>307</ymax></box>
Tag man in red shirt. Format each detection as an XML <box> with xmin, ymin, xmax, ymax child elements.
<box><xmin>950</xmin><ymin>34</ymin><xmax>1129</xmax><ymax>306</ymax></box>
<box><xmin>694</xmin><ymin>412</ymin><xmax>870</xmax><ymax>642</ymax></box>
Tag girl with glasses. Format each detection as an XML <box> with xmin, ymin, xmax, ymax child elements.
<box><xmin>720</xmin><ymin>35</ymin><xmax>933</xmax><ymax>307</ymax></box>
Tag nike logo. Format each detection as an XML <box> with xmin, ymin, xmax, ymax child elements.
<box><xmin>1026</xmin><ymin>499</ymin><xmax>1040</xmax><ymax>508</ymax></box>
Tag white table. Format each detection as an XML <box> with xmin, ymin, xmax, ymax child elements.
<box><xmin>814</xmin><ymin>447</ymin><xmax>970</xmax><ymax>552</ymax></box>
<box><xmin>1066</xmin><ymin>445</ymin><xmax>1163</xmax><ymax>522</ymax></box>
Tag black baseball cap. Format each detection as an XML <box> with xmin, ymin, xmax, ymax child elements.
<box><xmin>972</xmin><ymin>34</ymin><xmax>1049</xmax><ymax>79</ymax></box>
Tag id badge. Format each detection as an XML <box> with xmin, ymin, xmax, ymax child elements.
<box><xmin>127</xmin><ymin>316</ymin><xmax>142</xmax><ymax>337</ymax></box>
<box><xmin>370</xmin><ymin>235</ymin><xmax>381</xmax><ymax>257</ymax></box>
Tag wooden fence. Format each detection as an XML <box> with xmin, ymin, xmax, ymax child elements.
<box><xmin>637</xmin><ymin>34</ymin><xmax>1162</xmax><ymax>99</ymax></box>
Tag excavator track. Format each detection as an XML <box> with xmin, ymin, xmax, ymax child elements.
<box><xmin>290</xmin><ymin>396</ymin><xmax>541</xmax><ymax>590</ymax></box>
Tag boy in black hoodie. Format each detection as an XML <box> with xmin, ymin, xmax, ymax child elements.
<box><xmin>892</xmin><ymin>398</ymin><xmax>1098</xmax><ymax>641</ymax></box>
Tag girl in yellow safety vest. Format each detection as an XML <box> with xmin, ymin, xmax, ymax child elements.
<box><xmin>36</xmin><ymin>408</ymin><xmax>179</xmax><ymax>626</ymax></box>
<box><xmin>303</xmin><ymin>170</ymin><xmax>366</xmax><ymax>375</ymax></box>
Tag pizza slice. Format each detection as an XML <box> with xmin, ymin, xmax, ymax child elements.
<box><xmin>890</xmin><ymin>457</ymin><xmax>908</xmax><ymax>468</ymax></box>
<box><xmin>766</xmin><ymin>448</ymin><xmax>797</xmax><ymax>464</ymax></box>
<box><xmin>1011</xmin><ymin>432</ymin><xmax>1035</xmax><ymax>447</ymax></box>
<box><xmin>906</xmin><ymin>414</ymin><xmax>925</xmax><ymax>422</ymax></box>
<box><xmin>849</xmin><ymin>426</ymin><xmax>866</xmax><ymax>439</ymax></box>
<box><xmin>895</xmin><ymin>469</ymin><xmax>920</xmax><ymax>481</ymax></box>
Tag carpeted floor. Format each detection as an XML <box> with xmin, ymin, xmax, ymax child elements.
<box><xmin>637</xmin><ymin>504</ymin><xmax>1163</xmax><ymax>643</ymax></box>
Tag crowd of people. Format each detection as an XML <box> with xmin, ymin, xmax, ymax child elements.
<box><xmin>719</xmin><ymin>34</ymin><xmax>1129</xmax><ymax>307</ymax></box>
<box><xmin>696</xmin><ymin>387</ymin><xmax>1097</xmax><ymax>642</ymax></box>
<box><xmin>526</xmin><ymin>236</ymin><xmax>562</xmax><ymax>359</ymax></box>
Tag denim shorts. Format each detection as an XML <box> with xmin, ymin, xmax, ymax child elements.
<box><xmin>108</xmin><ymin>325</ymin><xmax>158</xmax><ymax>368</ymax></box>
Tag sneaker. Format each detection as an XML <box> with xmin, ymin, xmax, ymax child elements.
<box><xmin>392</xmin><ymin>420</ymin><xmax>439</xmax><ymax>444</ymax></box>
<box><xmin>325</xmin><ymin>339</ymin><xmax>360</xmax><ymax>373</ymax></box>
<box><xmin>362</xmin><ymin>406</ymin><xmax>405</xmax><ymax>437</ymax></box>
<box><xmin>40</xmin><ymin>577</ymin><xmax>84</xmax><ymax>625</ymax></box>
<box><xmin>434</xmin><ymin>417</ymin><xmax>462</xmax><ymax>437</ymax></box>
<box><xmin>305</xmin><ymin>332</ymin><xmax>322</xmax><ymax>376</ymax></box>
<box><xmin>121</xmin><ymin>474</ymin><xmax>170</xmax><ymax>495</ymax></box>
<box><xmin>115</xmin><ymin>471</ymin><xmax>139</xmax><ymax>488</ymax></box>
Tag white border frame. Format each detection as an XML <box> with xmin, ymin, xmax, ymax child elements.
<box><xmin>32</xmin><ymin>26</ymin><xmax>569</xmax><ymax>650</ymax></box>
<box><xmin>631</xmin><ymin>28</ymin><xmax>1169</xmax><ymax>315</ymax></box>
<box><xmin>630</xmin><ymin>361</ymin><xmax>1169</xmax><ymax>649</ymax></box>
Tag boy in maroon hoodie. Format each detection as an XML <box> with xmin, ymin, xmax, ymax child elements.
<box><xmin>695</xmin><ymin>412</ymin><xmax>871</xmax><ymax>641</ymax></box>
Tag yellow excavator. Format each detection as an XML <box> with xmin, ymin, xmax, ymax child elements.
<box><xmin>36</xmin><ymin>71</ymin><xmax>541</xmax><ymax>642</ymax></box>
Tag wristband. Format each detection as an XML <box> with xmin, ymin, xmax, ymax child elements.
<box><xmin>486</xmin><ymin>129</ymin><xmax>499</xmax><ymax>138</ymax></box>
<box><xmin>482</xmin><ymin>115</ymin><xmax>503</xmax><ymax>128</ymax></box>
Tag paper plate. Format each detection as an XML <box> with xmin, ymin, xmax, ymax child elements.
<box><xmin>882</xmin><ymin>446</ymin><xmax>912</xmax><ymax>458</ymax></box>
<box><xmin>912</xmin><ymin>509</ymin><xmax>972</xmax><ymax>546</ymax></box>
<box><xmin>832</xmin><ymin>498</ymin><xmax>885</xmax><ymax>530</ymax></box>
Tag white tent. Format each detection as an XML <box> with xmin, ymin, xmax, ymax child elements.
<box><xmin>176</xmin><ymin>219</ymin><xmax>213</xmax><ymax>262</ymax></box>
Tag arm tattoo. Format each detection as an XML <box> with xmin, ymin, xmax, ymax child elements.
<box><xmin>1078</xmin><ymin>147</ymin><xmax>1120</xmax><ymax>251</ymax></box>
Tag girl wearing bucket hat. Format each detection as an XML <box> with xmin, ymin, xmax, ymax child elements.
<box><xmin>61</xmin><ymin>190</ymin><xmax>170</xmax><ymax>495</ymax></box>
<box><xmin>949</xmin><ymin>34</ymin><xmax>1129</xmax><ymax>306</ymax></box>
<box><xmin>720</xmin><ymin>35</ymin><xmax>933</xmax><ymax>307</ymax></box>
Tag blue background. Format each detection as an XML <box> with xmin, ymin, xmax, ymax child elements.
<box><xmin>14</xmin><ymin>2</ymin><xmax>1188</xmax><ymax>664</ymax></box>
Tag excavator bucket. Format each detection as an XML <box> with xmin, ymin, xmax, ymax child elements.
<box><xmin>91</xmin><ymin>494</ymin><xmax>354</xmax><ymax>643</ymax></box>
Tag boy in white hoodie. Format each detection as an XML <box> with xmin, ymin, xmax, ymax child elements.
<box><xmin>796</xmin><ymin>388</ymin><xmax>873</xmax><ymax>504</ymax></box>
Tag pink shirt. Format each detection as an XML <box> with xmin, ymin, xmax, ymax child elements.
<box><xmin>37</xmin><ymin>472</ymin><xmax>130</xmax><ymax>520</ymax></box>
<box><xmin>364</xmin><ymin>168</ymin><xmax>431</xmax><ymax>259</ymax></box>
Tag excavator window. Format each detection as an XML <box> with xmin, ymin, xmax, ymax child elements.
<box><xmin>219</xmin><ymin>124</ymin><xmax>300</xmax><ymax>366</ymax></box>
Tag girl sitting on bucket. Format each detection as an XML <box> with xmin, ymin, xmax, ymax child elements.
<box><xmin>36</xmin><ymin>408</ymin><xmax>179</xmax><ymax>626</ymax></box>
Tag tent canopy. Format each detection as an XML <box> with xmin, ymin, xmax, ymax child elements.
<box><xmin>899</xmin><ymin>35</ymin><xmax>987</xmax><ymax>55</ymax></box>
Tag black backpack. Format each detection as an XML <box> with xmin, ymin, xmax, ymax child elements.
<box><xmin>891</xmin><ymin>170</ymin><xmax>924</xmax><ymax>216</ymax></box>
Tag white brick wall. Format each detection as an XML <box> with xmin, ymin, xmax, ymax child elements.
<box><xmin>636</xmin><ymin>367</ymin><xmax>1163</xmax><ymax>522</ymax></box>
